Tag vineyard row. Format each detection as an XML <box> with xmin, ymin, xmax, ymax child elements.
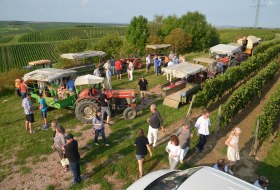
<box><xmin>193</xmin><ymin>43</ymin><xmax>280</xmax><ymax>108</ymax></box>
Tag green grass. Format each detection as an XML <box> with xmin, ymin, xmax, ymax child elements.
<box><xmin>257</xmin><ymin>132</ymin><xmax>280</xmax><ymax>190</ymax></box>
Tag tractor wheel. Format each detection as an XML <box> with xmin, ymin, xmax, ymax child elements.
<box><xmin>133</xmin><ymin>59</ymin><xmax>142</xmax><ymax>69</ymax></box>
<box><xmin>75</xmin><ymin>99</ymin><xmax>100</xmax><ymax>124</ymax></box>
<box><xmin>123</xmin><ymin>107</ymin><xmax>137</xmax><ymax>120</ymax></box>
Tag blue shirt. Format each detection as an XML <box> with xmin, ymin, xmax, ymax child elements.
<box><xmin>66</xmin><ymin>79</ymin><xmax>75</xmax><ymax>92</ymax></box>
<box><xmin>154</xmin><ymin>59</ymin><xmax>160</xmax><ymax>67</ymax></box>
<box><xmin>40</xmin><ymin>98</ymin><xmax>47</xmax><ymax>112</ymax></box>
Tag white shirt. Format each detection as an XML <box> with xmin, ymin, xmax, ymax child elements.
<box><xmin>165</xmin><ymin>141</ymin><xmax>181</xmax><ymax>162</ymax></box>
<box><xmin>146</xmin><ymin>56</ymin><xmax>151</xmax><ymax>65</ymax></box>
<box><xmin>195</xmin><ymin>115</ymin><xmax>210</xmax><ymax>135</ymax></box>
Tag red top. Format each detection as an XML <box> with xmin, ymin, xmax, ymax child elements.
<box><xmin>20</xmin><ymin>82</ymin><xmax>27</xmax><ymax>93</ymax></box>
<box><xmin>115</xmin><ymin>60</ymin><xmax>122</xmax><ymax>70</ymax></box>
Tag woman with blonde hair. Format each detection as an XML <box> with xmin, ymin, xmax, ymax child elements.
<box><xmin>225</xmin><ymin>127</ymin><xmax>241</xmax><ymax>175</ymax></box>
<box><xmin>165</xmin><ymin>135</ymin><xmax>181</xmax><ymax>169</ymax></box>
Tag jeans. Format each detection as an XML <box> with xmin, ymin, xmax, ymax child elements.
<box><xmin>69</xmin><ymin>161</ymin><xmax>81</xmax><ymax>184</ymax></box>
<box><xmin>21</xmin><ymin>92</ymin><xmax>26</xmax><ymax>99</ymax></box>
<box><xmin>196</xmin><ymin>134</ymin><xmax>207</xmax><ymax>151</ymax></box>
<box><xmin>94</xmin><ymin>128</ymin><xmax>107</xmax><ymax>144</ymax></box>
<box><xmin>156</xmin><ymin>66</ymin><xmax>160</xmax><ymax>75</ymax></box>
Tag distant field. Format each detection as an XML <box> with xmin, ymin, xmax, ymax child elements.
<box><xmin>18</xmin><ymin>27</ymin><xmax>127</xmax><ymax>42</ymax></box>
<box><xmin>218</xmin><ymin>28</ymin><xmax>279</xmax><ymax>43</ymax></box>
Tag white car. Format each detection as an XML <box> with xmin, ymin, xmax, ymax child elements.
<box><xmin>127</xmin><ymin>166</ymin><xmax>261</xmax><ymax>190</ymax></box>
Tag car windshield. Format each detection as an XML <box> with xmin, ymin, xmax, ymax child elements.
<box><xmin>144</xmin><ymin>167</ymin><xmax>201</xmax><ymax>190</ymax></box>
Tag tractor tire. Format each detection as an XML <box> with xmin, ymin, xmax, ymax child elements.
<box><xmin>75</xmin><ymin>99</ymin><xmax>100</xmax><ymax>124</ymax></box>
<box><xmin>133</xmin><ymin>59</ymin><xmax>142</xmax><ymax>69</ymax></box>
<box><xmin>123</xmin><ymin>107</ymin><xmax>137</xmax><ymax>120</ymax></box>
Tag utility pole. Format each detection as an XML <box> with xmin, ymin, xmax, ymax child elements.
<box><xmin>253</xmin><ymin>0</ymin><xmax>265</xmax><ymax>29</ymax></box>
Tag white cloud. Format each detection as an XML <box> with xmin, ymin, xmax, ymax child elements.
<box><xmin>81</xmin><ymin>0</ymin><xmax>91</xmax><ymax>5</ymax></box>
<box><xmin>267</xmin><ymin>1</ymin><xmax>274</xmax><ymax>6</ymax></box>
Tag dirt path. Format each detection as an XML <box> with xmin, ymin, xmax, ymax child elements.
<box><xmin>0</xmin><ymin>124</ymin><xmax>103</xmax><ymax>190</ymax></box>
<box><xmin>186</xmin><ymin>72</ymin><xmax>280</xmax><ymax>183</ymax></box>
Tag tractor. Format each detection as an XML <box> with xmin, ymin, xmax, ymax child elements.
<box><xmin>22</xmin><ymin>68</ymin><xmax>137</xmax><ymax>124</ymax></box>
<box><xmin>119</xmin><ymin>57</ymin><xmax>142</xmax><ymax>71</ymax></box>
<box><xmin>75</xmin><ymin>87</ymin><xmax>137</xmax><ymax>124</ymax></box>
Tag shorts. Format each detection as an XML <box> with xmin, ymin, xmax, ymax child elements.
<box><xmin>26</xmin><ymin>113</ymin><xmax>35</xmax><ymax>123</ymax></box>
<box><xmin>116</xmin><ymin>69</ymin><xmax>122</xmax><ymax>75</ymax></box>
<box><xmin>136</xmin><ymin>155</ymin><xmax>145</xmax><ymax>160</ymax></box>
<box><xmin>41</xmin><ymin>111</ymin><xmax>47</xmax><ymax>118</ymax></box>
<box><xmin>140</xmin><ymin>91</ymin><xmax>147</xmax><ymax>98</ymax></box>
<box><xmin>101</xmin><ymin>106</ymin><xmax>111</xmax><ymax>117</ymax></box>
<box><xmin>146</xmin><ymin>64</ymin><xmax>150</xmax><ymax>69</ymax></box>
<box><xmin>21</xmin><ymin>92</ymin><xmax>26</xmax><ymax>99</ymax></box>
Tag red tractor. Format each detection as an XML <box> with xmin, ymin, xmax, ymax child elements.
<box><xmin>119</xmin><ymin>58</ymin><xmax>142</xmax><ymax>71</ymax></box>
<box><xmin>75</xmin><ymin>88</ymin><xmax>137</xmax><ymax>124</ymax></box>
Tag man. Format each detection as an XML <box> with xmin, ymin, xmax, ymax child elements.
<box><xmin>22</xmin><ymin>93</ymin><xmax>34</xmax><ymax>134</ymax></box>
<box><xmin>20</xmin><ymin>79</ymin><xmax>27</xmax><ymax>99</ymax></box>
<box><xmin>147</xmin><ymin>104</ymin><xmax>165</xmax><ymax>148</ymax></box>
<box><xmin>169</xmin><ymin>51</ymin><xmax>174</xmax><ymax>61</ymax></box>
<box><xmin>63</xmin><ymin>134</ymin><xmax>81</xmax><ymax>184</ymax></box>
<box><xmin>93</xmin><ymin>64</ymin><xmax>102</xmax><ymax>90</ymax></box>
<box><xmin>167</xmin><ymin>59</ymin><xmax>174</xmax><ymax>67</ymax></box>
<box><xmin>99</xmin><ymin>88</ymin><xmax>111</xmax><ymax>125</ymax></box>
<box><xmin>110</xmin><ymin>56</ymin><xmax>115</xmax><ymax>75</ymax></box>
<box><xmin>253</xmin><ymin>176</ymin><xmax>269</xmax><ymax>190</ymax></box>
<box><xmin>115</xmin><ymin>59</ymin><xmax>122</xmax><ymax>80</ymax></box>
<box><xmin>145</xmin><ymin>54</ymin><xmax>152</xmax><ymax>73</ymax></box>
<box><xmin>138</xmin><ymin>76</ymin><xmax>148</xmax><ymax>104</ymax></box>
<box><xmin>195</xmin><ymin>110</ymin><xmax>211</xmax><ymax>152</ymax></box>
<box><xmin>105</xmin><ymin>68</ymin><xmax>112</xmax><ymax>90</ymax></box>
<box><xmin>173</xmin><ymin>55</ymin><xmax>179</xmax><ymax>64</ymax></box>
<box><xmin>39</xmin><ymin>93</ymin><xmax>48</xmax><ymax>130</ymax></box>
<box><xmin>154</xmin><ymin>57</ymin><xmax>161</xmax><ymax>76</ymax></box>
<box><xmin>66</xmin><ymin>77</ymin><xmax>75</xmax><ymax>92</ymax></box>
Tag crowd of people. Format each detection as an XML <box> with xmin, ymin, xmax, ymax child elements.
<box><xmin>19</xmin><ymin>53</ymin><xmax>268</xmax><ymax>188</ymax></box>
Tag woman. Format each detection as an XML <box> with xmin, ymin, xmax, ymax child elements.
<box><xmin>176</xmin><ymin>122</ymin><xmax>192</xmax><ymax>163</ymax></box>
<box><xmin>225</xmin><ymin>127</ymin><xmax>241</xmax><ymax>175</ymax></box>
<box><xmin>165</xmin><ymin>135</ymin><xmax>181</xmax><ymax>169</ymax></box>
<box><xmin>52</xmin><ymin>123</ymin><xmax>66</xmax><ymax>159</ymax></box>
<box><xmin>92</xmin><ymin>110</ymin><xmax>109</xmax><ymax>146</ymax></box>
<box><xmin>134</xmin><ymin>128</ymin><xmax>152</xmax><ymax>178</ymax></box>
<box><xmin>128</xmin><ymin>61</ymin><xmax>134</xmax><ymax>81</ymax></box>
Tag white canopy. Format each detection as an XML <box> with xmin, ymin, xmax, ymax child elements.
<box><xmin>162</xmin><ymin>62</ymin><xmax>206</xmax><ymax>81</ymax></box>
<box><xmin>74</xmin><ymin>74</ymin><xmax>104</xmax><ymax>86</ymax></box>
<box><xmin>210</xmin><ymin>44</ymin><xmax>241</xmax><ymax>56</ymax></box>
<box><xmin>23</xmin><ymin>68</ymin><xmax>76</xmax><ymax>83</ymax></box>
<box><xmin>61</xmin><ymin>51</ymin><xmax>106</xmax><ymax>60</ymax></box>
<box><xmin>145</xmin><ymin>44</ymin><xmax>171</xmax><ymax>50</ymax></box>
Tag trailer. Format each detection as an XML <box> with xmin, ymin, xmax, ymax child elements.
<box><xmin>161</xmin><ymin>62</ymin><xmax>205</xmax><ymax>108</ymax></box>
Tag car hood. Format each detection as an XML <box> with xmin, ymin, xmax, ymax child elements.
<box><xmin>126</xmin><ymin>169</ymin><xmax>172</xmax><ymax>190</ymax></box>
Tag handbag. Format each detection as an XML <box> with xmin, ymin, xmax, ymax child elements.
<box><xmin>60</xmin><ymin>158</ymin><xmax>69</xmax><ymax>167</ymax></box>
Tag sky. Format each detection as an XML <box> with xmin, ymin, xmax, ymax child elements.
<box><xmin>0</xmin><ymin>0</ymin><xmax>279</xmax><ymax>28</ymax></box>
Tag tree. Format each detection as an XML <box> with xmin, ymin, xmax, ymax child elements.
<box><xmin>92</xmin><ymin>33</ymin><xmax>123</xmax><ymax>58</ymax></box>
<box><xmin>164</xmin><ymin>28</ymin><xmax>192</xmax><ymax>54</ymax></box>
<box><xmin>55</xmin><ymin>37</ymin><xmax>87</xmax><ymax>54</ymax></box>
<box><xmin>161</xmin><ymin>15</ymin><xmax>180</xmax><ymax>36</ymax></box>
<box><xmin>147</xmin><ymin>33</ymin><xmax>162</xmax><ymax>44</ymax></box>
<box><xmin>126</xmin><ymin>15</ymin><xmax>149</xmax><ymax>55</ymax></box>
<box><xmin>148</xmin><ymin>15</ymin><xmax>164</xmax><ymax>36</ymax></box>
<box><xmin>179</xmin><ymin>11</ymin><xmax>219</xmax><ymax>51</ymax></box>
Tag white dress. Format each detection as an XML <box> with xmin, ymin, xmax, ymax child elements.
<box><xmin>227</xmin><ymin>135</ymin><xmax>240</xmax><ymax>161</ymax></box>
